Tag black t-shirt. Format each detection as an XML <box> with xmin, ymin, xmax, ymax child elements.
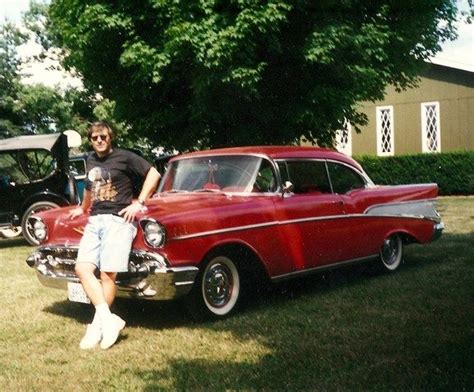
<box><xmin>85</xmin><ymin>148</ymin><xmax>152</xmax><ymax>216</ymax></box>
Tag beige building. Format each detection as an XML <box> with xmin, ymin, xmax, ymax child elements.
<box><xmin>335</xmin><ymin>63</ymin><xmax>474</xmax><ymax>156</ymax></box>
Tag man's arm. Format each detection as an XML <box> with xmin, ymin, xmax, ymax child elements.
<box><xmin>137</xmin><ymin>167</ymin><xmax>161</xmax><ymax>204</ymax></box>
<box><xmin>119</xmin><ymin>167</ymin><xmax>161</xmax><ymax>222</ymax></box>
<box><xmin>69</xmin><ymin>189</ymin><xmax>92</xmax><ymax>219</ymax></box>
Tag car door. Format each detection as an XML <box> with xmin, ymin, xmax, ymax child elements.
<box><xmin>0</xmin><ymin>152</ymin><xmax>29</xmax><ymax>226</ymax></box>
<box><xmin>273</xmin><ymin>159</ymin><xmax>346</xmax><ymax>271</ymax></box>
<box><xmin>325</xmin><ymin>160</ymin><xmax>379</xmax><ymax>261</ymax></box>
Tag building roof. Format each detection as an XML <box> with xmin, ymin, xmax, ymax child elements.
<box><xmin>428</xmin><ymin>57</ymin><xmax>474</xmax><ymax>73</ymax></box>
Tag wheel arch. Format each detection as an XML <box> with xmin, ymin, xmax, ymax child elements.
<box><xmin>202</xmin><ymin>240</ymin><xmax>270</xmax><ymax>284</ymax></box>
<box><xmin>20</xmin><ymin>192</ymin><xmax>70</xmax><ymax>216</ymax></box>
<box><xmin>384</xmin><ymin>228</ymin><xmax>420</xmax><ymax>245</ymax></box>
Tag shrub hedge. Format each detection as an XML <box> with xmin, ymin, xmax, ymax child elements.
<box><xmin>355</xmin><ymin>151</ymin><xmax>474</xmax><ymax>195</ymax></box>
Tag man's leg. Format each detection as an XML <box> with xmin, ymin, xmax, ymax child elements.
<box><xmin>75</xmin><ymin>263</ymin><xmax>106</xmax><ymax>306</ymax></box>
<box><xmin>95</xmin><ymin>216</ymin><xmax>135</xmax><ymax>349</ymax></box>
<box><xmin>75</xmin><ymin>262</ymin><xmax>111</xmax><ymax>349</ymax></box>
<box><xmin>100</xmin><ymin>271</ymin><xmax>117</xmax><ymax>306</ymax></box>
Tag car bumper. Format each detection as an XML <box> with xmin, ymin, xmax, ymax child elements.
<box><xmin>26</xmin><ymin>246</ymin><xmax>199</xmax><ymax>301</ymax></box>
<box><xmin>432</xmin><ymin>222</ymin><xmax>444</xmax><ymax>242</ymax></box>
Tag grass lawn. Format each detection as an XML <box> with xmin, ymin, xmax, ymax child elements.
<box><xmin>0</xmin><ymin>197</ymin><xmax>472</xmax><ymax>391</ymax></box>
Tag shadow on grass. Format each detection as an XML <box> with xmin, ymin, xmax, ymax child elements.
<box><xmin>39</xmin><ymin>233</ymin><xmax>473</xmax><ymax>389</ymax></box>
<box><xmin>0</xmin><ymin>236</ymin><xmax>30</xmax><ymax>249</ymax></box>
<box><xmin>44</xmin><ymin>297</ymin><xmax>191</xmax><ymax>330</ymax></box>
<box><xmin>133</xmin><ymin>233</ymin><xmax>474</xmax><ymax>389</ymax></box>
<box><xmin>43</xmin><ymin>232</ymin><xmax>472</xmax><ymax>326</ymax></box>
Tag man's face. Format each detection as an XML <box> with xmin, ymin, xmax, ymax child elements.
<box><xmin>90</xmin><ymin>129</ymin><xmax>112</xmax><ymax>156</ymax></box>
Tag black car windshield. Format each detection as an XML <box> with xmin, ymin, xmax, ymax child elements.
<box><xmin>159</xmin><ymin>155</ymin><xmax>276</xmax><ymax>193</ymax></box>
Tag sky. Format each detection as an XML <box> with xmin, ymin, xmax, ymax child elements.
<box><xmin>1</xmin><ymin>0</ymin><xmax>473</xmax><ymax>88</ymax></box>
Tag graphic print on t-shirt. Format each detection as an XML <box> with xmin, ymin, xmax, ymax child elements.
<box><xmin>88</xmin><ymin>166</ymin><xmax>118</xmax><ymax>202</ymax></box>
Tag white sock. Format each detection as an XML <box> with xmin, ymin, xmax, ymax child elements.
<box><xmin>91</xmin><ymin>311</ymin><xmax>101</xmax><ymax>327</ymax></box>
<box><xmin>94</xmin><ymin>303</ymin><xmax>112</xmax><ymax>325</ymax></box>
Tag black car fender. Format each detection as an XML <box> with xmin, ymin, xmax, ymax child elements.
<box><xmin>20</xmin><ymin>191</ymin><xmax>71</xmax><ymax>216</ymax></box>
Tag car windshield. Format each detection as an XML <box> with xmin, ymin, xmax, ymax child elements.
<box><xmin>159</xmin><ymin>155</ymin><xmax>277</xmax><ymax>193</ymax></box>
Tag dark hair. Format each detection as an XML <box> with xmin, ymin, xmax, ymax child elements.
<box><xmin>87</xmin><ymin>121</ymin><xmax>113</xmax><ymax>140</ymax></box>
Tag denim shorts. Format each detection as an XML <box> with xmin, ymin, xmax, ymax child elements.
<box><xmin>76</xmin><ymin>214</ymin><xmax>137</xmax><ymax>272</ymax></box>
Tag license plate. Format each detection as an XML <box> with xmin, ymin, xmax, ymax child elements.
<box><xmin>67</xmin><ymin>282</ymin><xmax>90</xmax><ymax>304</ymax></box>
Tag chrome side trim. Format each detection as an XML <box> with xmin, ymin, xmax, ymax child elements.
<box><xmin>172</xmin><ymin>212</ymin><xmax>440</xmax><ymax>241</ymax></box>
<box><xmin>271</xmin><ymin>254</ymin><xmax>379</xmax><ymax>282</ymax></box>
<box><xmin>364</xmin><ymin>199</ymin><xmax>441</xmax><ymax>222</ymax></box>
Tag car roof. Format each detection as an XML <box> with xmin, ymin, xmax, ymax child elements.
<box><xmin>0</xmin><ymin>133</ymin><xmax>63</xmax><ymax>152</ymax></box>
<box><xmin>172</xmin><ymin>146</ymin><xmax>363</xmax><ymax>171</ymax></box>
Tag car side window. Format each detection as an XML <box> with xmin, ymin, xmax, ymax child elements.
<box><xmin>253</xmin><ymin>159</ymin><xmax>277</xmax><ymax>192</ymax></box>
<box><xmin>277</xmin><ymin>161</ymin><xmax>289</xmax><ymax>185</ymax></box>
<box><xmin>22</xmin><ymin>150</ymin><xmax>56</xmax><ymax>181</ymax></box>
<box><xmin>69</xmin><ymin>158</ymin><xmax>87</xmax><ymax>178</ymax></box>
<box><xmin>0</xmin><ymin>152</ymin><xmax>30</xmax><ymax>185</ymax></box>
<box><xmin>327</xmin><ymin>162</ymin><xmax>366</xmax><ymax>194</ymax></box>
<box><xmin>284</xmin><ymin>160</ymin><xmax>332</xmax><ymax>194</ymax></box>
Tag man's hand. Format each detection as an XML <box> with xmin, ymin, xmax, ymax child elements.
<box><xmin>119</xmin><ymin>201</ymin><xmax>144</xmax><ymax>223</ymax></box>
<box><xmin>69</xmin><ymin>207</ymin><xmax>85</xmax><ymax>220</ymax></box>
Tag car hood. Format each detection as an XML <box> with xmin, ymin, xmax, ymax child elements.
<box><xmin>143</xmin><ymin>192</ymin><xmax>276</xmax><ymax>239</ymax></box>
<box><xmin>34</xmin><ymin>192</ymin><xmax>276</xmax><ymax>246</ymax></box>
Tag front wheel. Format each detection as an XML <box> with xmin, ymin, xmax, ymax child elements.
<box><xmin>21</xmin><ymin>201</ymin><xmax>60</xmax><ymax>245</ymax></box>
<box><xmin>380</xmin><ymin>234</ymin><xmax>403</xmax><ymax>271</ymax></box>
<box><xmin>186</xmin><ymin>255</ymin><xmax>241</xmax><ymax>321</ymax></box>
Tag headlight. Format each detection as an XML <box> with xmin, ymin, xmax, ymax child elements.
<box><xmin>31</xmin><ymin>218</ymin><xmax>47</xmax><ymax>242</ymax></box>
<box><xmin>142</xmin><ymin>220</ymin><xmax>166</xmax><ymax>248</ymax></box>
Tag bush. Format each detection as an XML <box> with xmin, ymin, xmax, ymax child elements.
<box><xmin>355</xmin><ymin>151</ymin><xmax>474</xmax><ymax>195</ymax></box>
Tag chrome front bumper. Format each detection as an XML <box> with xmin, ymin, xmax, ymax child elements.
<box><xmin>26</xmin><ymin>246</ymin><xmax>199</xmax><ymax>301</ymax></box>
<box><xmin>432</xmin><ymin>222</ymin><xmax>445</xmax><ymax>242</ymax></box>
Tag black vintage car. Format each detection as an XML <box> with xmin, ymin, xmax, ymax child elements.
<box><xmin>0</xmin><ymin>133</ymin><xmax>82</xmax><ymax>245</ymax></box>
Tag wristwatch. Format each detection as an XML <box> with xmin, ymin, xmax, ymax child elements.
<box><xmin>138</xmin><ymin>197</ymin><xmax>146</xmax><ymax>206</ymax></box>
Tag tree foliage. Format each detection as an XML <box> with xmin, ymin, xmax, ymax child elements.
<box><xmin>0</xmin><ymin>22</ymin><xmax>28</xmax><ymax>136</ymax></box>
<box><xmin>0</xmin><ymin>7</ymin><xmax>109</xmax><ymax>143</ymax></box>
<box><xmin>47</xmin><ymin>0</ymin><xmax>458</xmax><ymax>150</ymax></box>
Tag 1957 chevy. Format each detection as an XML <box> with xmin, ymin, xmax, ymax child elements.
<box><xmin>26</xmin><ymin>146</ymin><xmax>444</xmax><ymax>319</ymax></box>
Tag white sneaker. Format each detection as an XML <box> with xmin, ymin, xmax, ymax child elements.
<box><xmin>79</xmin><ymin>323</ymin><xmax>102</xmax><ymax>350</ymax></box>
<box><xmin>100</xmin><ymin>314</ymin><xmax>126</xmax><ymax>350</ymax></box>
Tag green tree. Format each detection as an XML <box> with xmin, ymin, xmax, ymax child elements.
<box><xmin>47</xmin><ymin>0</ymin><xmax>459</xmax><ymax>150</ymax></box>
<box><xmin>0</xmin><ymin>22</ymin><xmax>28</xmax><ymax>137</ymax></box>
<box><xmin>0</xmin><ymin>4</ymin><xmax>106</xmax><ymax>143</ymax></box>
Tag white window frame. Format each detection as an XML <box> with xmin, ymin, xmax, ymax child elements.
<box><xmin>421</xmin><ymin>101</ymin><xmax>441</xmax><ymax>153</ymax></box>
<box><xmin>335</xmin><ymin>120</ymin><xmax>352</xmax><ymax>156</ymax></box>
<box><xmin>376</xmin><ymin>106</ymin><xmax>394</xmax><ymax>156</ymax></box>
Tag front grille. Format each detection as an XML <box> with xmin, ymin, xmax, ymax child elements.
<box><xmin>35</xmin><ymin>246</ymin><xmax>167</xmax><ymax>276</ymax></box>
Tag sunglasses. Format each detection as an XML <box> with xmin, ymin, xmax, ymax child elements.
<box><xmin>90</xmin><ymin>134</ymin><xmax>109</xmax><ymax>142</ymax></box>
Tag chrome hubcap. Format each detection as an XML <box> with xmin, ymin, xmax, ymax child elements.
<box><xmin>204</xmin><ymin>263</ymin><xmax>233</xmax><ymax>308</ymax></box>
<box><xmin>382</xmin><ymin>237</ymin><xmax>399</xmax><ymax>265</ymax></box>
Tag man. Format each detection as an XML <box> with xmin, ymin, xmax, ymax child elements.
<box><xmin>69</xmin><ymin>121</ymin><xmax>160</xmax><ymax>350</ymax></box>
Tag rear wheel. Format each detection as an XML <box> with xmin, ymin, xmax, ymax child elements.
<box><xmin>380</xmin><ymin>234</ymin><xmax>403</xmax><ymax>271</ymax></box>
<box><xmin>21</xmin><ymin>201</ymin><xmax>60</xmax><ymax>245</ymax></box>
<box><xmin>186</xmin><ymin>255</ymin><xmax>241</xmax><ymax>321</ymax></box>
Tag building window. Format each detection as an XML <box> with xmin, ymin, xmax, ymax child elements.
<box><xmin>335</xmin><ymin>120</ymin><xmax>352</xmax><ymax>156</ymax></box>
<box><xmin>376</xmin><ymin>106</ymin><xmax>394</xmax><ymax>156</ymax></box>
<box><xmin>421</xmin><ymin>102</ymin><xmax>441</xmax><ymax>153</ymax></box>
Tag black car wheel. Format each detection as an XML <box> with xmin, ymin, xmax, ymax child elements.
<box><xmin>21</xmin><ymin>201</ymin><xmax>60</xmax><ymax>245</ymax></box>
<box><xmin>186</xmin><ymin>255</ymin><xmax>241</xmax><ymax>320</ymax></box>
<box><xmin>380</xmin><ymin>234</ymin><xmax>403</xmax><ymax>271</ymax></box>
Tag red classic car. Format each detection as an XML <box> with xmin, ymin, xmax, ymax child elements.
<box><xmin>26</xmin><ymin>146</ymin><xmax>444</xmax><ymax>319</ymax></box>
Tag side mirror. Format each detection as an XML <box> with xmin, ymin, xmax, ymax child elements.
<box><xmin>281</xmin><ymin>181</ymin><xmax>294</xmax><ymax>197</ymax></box>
